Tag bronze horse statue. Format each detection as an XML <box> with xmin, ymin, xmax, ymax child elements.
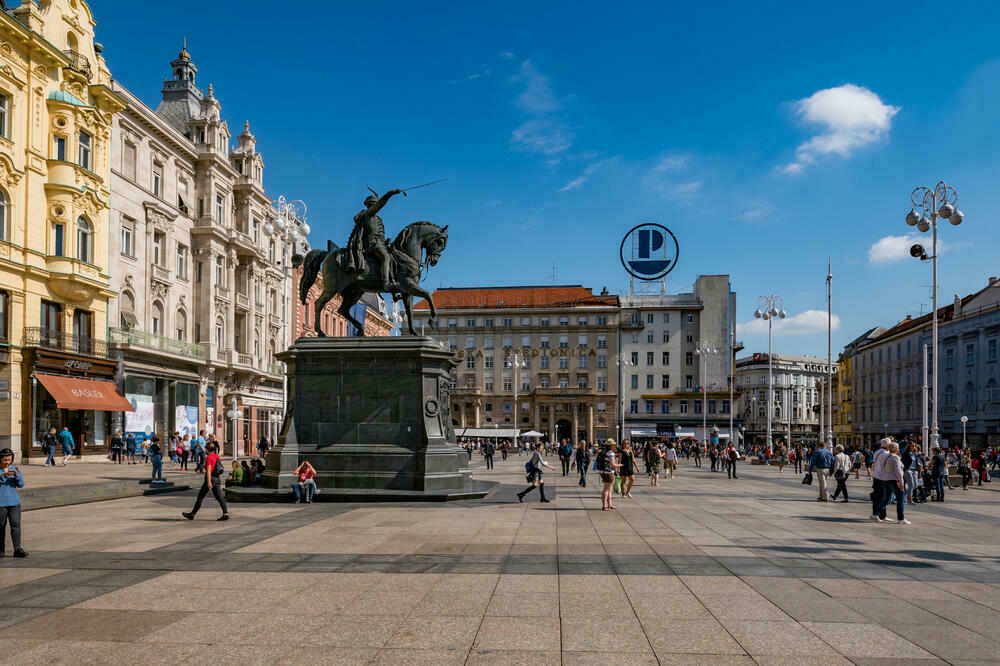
<box><xmin>293</xmin><ymin>221</ymin><xmax>448</xmax><ymax>336</ymax></box>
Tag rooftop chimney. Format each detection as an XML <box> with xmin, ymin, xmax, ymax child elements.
<box><xmin>990</xmin><ymin>276</ymin><xmax>997</xmax><ymax>286</ymax></box>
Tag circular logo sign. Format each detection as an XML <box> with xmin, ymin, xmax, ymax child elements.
<box><xmin>619</xmin><ymin>223</ymin><xmax>679</xmax><ymax>280</ymax></box>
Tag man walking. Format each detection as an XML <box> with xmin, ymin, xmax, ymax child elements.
<box><xmin>727</xmin><ymin>443</ymin><xmax>739</xmax><ymax>479</ymax></box>
<box><xmin>43</xmin><ymin>427</ymin><xmax>58</xmax><ymax>467</ymax></box>
<box><xmin>482</xmin><ymin>439</ymin><xmax>495</xmax><ymax>470</ymax></box>
<box><xmin>194</xmin><ymin>430</ymin><xmax>207</xmax><ymax>473</ymax></box>
<box><xmin>58</xmin><ymin>426</ymin><xmax>75</xmax><ymax>466</ymax></box>
<box><xmin>871</xmin><ymin>441</ymin><xmax>908</xmax><ymax>524</ymax></box>
<box><xmin>574</xmin><ymin>440</ymin><xmax>590</xmax><ymax>487</ymax></box>
<box><xmin>808</xmin><ymin>441</ymin><xmax>835</xmax><ymax>501</ymax></box>
<box><xmin>869</xmin><ymin>438</ymin><xmax>893</xmax><ymax>521</ymax></box>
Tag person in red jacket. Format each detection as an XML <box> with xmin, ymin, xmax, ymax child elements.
<box><xmin>182</xmin><ymin>442</ymin><xmax>230</xmax><ymax>521</ymax></box>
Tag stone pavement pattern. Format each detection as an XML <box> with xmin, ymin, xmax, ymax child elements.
<box><xmin>2</xmin><ymin>454</ymin><xmax>1000</xmax><ymax>664</ymax></box>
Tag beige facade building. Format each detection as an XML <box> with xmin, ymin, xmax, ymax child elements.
<box><xmin>620</xmin><ymin>275</ymin><xmax>740</xmax><ymax>441</ymax></box>
<box><xmin>735</xmin><ymin>353</ymin><xmax>835</xmax><ymax>447</ymax></box>
<box><xmin>106</xmin><ymin>45</ymin><xmax>302</xmax><ymax>452</ymax></box>
<box><xmin>414</xmin><ymin>285</ymin><xmax>620</xmax><ymax>445</ymax></box>
<box><xmin>0</xmin><ymin>0</ymin><xmax>128</xmax><ymax>460</ymax></box>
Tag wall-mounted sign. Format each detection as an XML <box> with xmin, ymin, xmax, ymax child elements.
<box><xmin>0</xmin><ymin>380</ymin><xmax>8</xmax><ymax>391</ymax></box>
<box><xmin>620</xmin><ymin>223</ymin><xmax>679</xmax><ymax>281</ymax></box>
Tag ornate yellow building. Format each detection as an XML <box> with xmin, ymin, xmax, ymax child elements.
<box><xmin>0</xmin><ymin>0</ymin><xmax>126</xmax><ymax>459</ymax></box>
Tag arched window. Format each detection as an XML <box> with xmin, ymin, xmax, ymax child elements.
<box><xmin>176</xmin><ymin>309</ymin><xmax>187</xmax><ymax>341</ymax></box>
<box><xmin>945</xmin><ymin>384</ymin><xmax>954</xmax><ymax>406</ymax></box>
<box><xmin>215</xmin><ymin>316</ymin><xmax>224</xmax><ymax>349</ymax></box>
<box><xmin>120</xmin><ymin>290</ymin><xmax>137</xmax><ymax>329</ymax></box>
<box><xmin>269</xmin><ymin>339</ymin><xmax>276</xmax><ymax>363</ymax></box>
<box><xmin>66</xmin><ymin>32</ymin><xmax>78</xmax><ymax>52</ymax></box>
<box><xmin>964</xmin><ymin>382</ymin><xmax>976</xmax><ymax>406</ymax></box>
<box><xmin>76</xmin><ymin>216</ymin><xmax>91</xmax><ymax>262</ymax></box>
<box><xmin>151</xmin><ymin>301</ymin><xmax>163</xmax><ymax>335</ymax></box>
<box><xmin>0</xmin><ymin>188</ymin><xmax>7</xmax><ymax>242</ymax></box>
<box><xmin>988</xmin><ymin>379</ymin><xmax>998</xmax><ymax>402</ymax></box>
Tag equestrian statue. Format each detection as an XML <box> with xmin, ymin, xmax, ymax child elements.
<box><xmin>293</xmin><ymin>185</ymin><xmax>448</xmax><ymax>337</ymax></box>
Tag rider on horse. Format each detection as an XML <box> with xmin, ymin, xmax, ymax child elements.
<box><xmin>342</xmin><ymin>188</ymin><xmax>403</xmax><ymax>292</ymax></box>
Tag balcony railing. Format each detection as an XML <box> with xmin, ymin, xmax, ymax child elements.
<box><xmin>23</xmin><ymin>327</ymin><xmax>110</xmax><ymax>358</ymax></box>
<box><xmin>236</xmin><ymin>293</ymin><xmax>250</xmax><ymax>310</ymax></box>
<box><xmin>237</xmin><ymin>353</ymin><xmax>254</xmax><ymax>367</ymax></box>
<box><xmin>62</xmin><ymin>49</ymin><xmax>92</xmax><ymax>80</ymax></box>
<box><xmin>267</xmin><ymin>362</ymin><xmax>284</xmax><ymax>376</ymax></box>
<box><xmin>109</xmin><ymin>327</ymin><xmax>206</xmax><ymax>361</ymax></box>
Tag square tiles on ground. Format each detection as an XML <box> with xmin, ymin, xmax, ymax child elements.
<box><xmin>561</xmin><ymin>616</ymin><xmax>650</xmax><ymax>652</ymax></box>
<box><xmin>466</xmin><ymin>649</ymin><xmax>561</xmax><ymax>665</ymax></box>
<box><xmin>387</xmin><ymin>615</ymin><xmax>482</xmax><ymax>649</ymax></box>
<box><xmin>0</xmin><ymin>608</ymin><xmax>178</xmax><ymax>642</ymax></box>
<box><xmin>474</xmin><ymin>616</ymin><xmax>560</xmax><ymax>652</ymax></box>
<box><xmin>486</xmin><ymin>592</ymin><xmax>559</xmax><ymax>617</ymax></box>
<box><xmin>802</xmin><ymin>622</ymin><xmax>937</xmax><ymax>659</ymax></box>
<box><xmin>640</xmin><ymin>617</ymin><xmax>747</xmax><ymax>655</ymax></box>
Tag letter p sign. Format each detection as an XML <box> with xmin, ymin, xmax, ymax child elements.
<box><xmin>637</xmin><ymin>229</ymin><xmax>664</xmax><ymax>259</ymax></box>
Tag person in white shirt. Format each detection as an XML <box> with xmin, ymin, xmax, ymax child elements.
<box><xmin>831</xmin><ymin>445</ymin><xmax>852</xmax><ymax>503</ymax></box>
<box><xmin>871</xmin><ymin>440</ymin><xmax>907</xmax><ymax>523</ymax></box>
<box><xmin>663</xmin><ymin>444</ymin><xmax>679</xmax><ymax>479</ymax></box>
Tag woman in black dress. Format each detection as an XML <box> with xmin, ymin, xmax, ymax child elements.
<box><xmin>620</xmin><ymin>440</ymin><xmax>637</xmax><ymax>498</ymax></box>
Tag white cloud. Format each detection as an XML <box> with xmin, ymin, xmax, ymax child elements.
<box><xmin>500</xmin><ymin>51</ymin><xmax>516</xmax><ymax>60</ymax></box>
<box><xmin>557</xmin><ymin>158</ymin><xmax>617</xmax><ymax>192</ymax></box>
<box><xmin>867</xmin><ymin>233</ymin><xmax>933</xmax><ymax>264</ymax></box>
<box><xmin>513</xmin><ymin>59</ymin><xmax>560</xmax><ymax>114</ymax></box>
<box><xmin>509</xmin><ymin>59</ymin><xmax>571</xmax><ymax>159</ymax></box>
<box><xmin>737</xmin><ymin>310</ymin><xmax>841</xmax><ymax>337</ymax></box>
<box><xmin>780</xmin><ymin>84</ymin><xmax>899</xmax><ymax>174</ymax></box>
<box><xmin>511</xmin><ymin>118</ymin><xmax>572</xmax><ymax>156</ymax></box>
<box><xmin>738</xmin><ymin>202</ymin><xmax>776</xmax><ymax>223</ymax></box>
<box><xmin>559</xmin><ymin>176</ymin><xmax>588</xmax><ymax>192</ymax></box>
<box><xmin>640</xmin><ymin>154</ymin><xmax>701</xmax><ymax>204</ymax></box>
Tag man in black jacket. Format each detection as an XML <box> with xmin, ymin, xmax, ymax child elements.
<box><xmin>574</xmin><ymin>441</ymin><xmax>591</xmax><ymax>487</ymax></box>
<box><xmin>482</xmin><ymin>440</ymin><xmax>495</xmax><ymax>470</ymax></box>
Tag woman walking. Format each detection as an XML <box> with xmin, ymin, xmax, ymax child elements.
<box><xmin>517</xmin><ymin>442</ymin><xmax>555</xmax><ymax>504</ymax></box>
<box><xmin>0</xmin><ymin>448</ymin><xmax>27</xmax><ymax>558</ymax></box>
<box><xmin>149</xmin><ymin>436</ymin><xmax>164</xmax><ymax>483</ymax></box>
<box><xmin>648</xmin><ymin>443</ymin><xmax>663</xmax><ymax>486</ymax></box>
<box><xmin>959</xmin><ymin>449</ymin><xmax>973</xmax><ymax>490</ymax></box>
<box><xmin>931</xmin><ymin>446</ymin><xmax>947</xmax><ymax>501</ymax></box>
<box><xmin>599</xmin><ymin>440</ymin><xmax>622</xmax><ymax>511</ymax></box>
<box><xmin>831</xmin><ymin>444</ymin><xmax>851</xmax><ymax>502</ymax></box>
<box><xmin>182</xmin><ymin>442</ymin><xmax>230</xmax><ymax>521</ymax></box>
<box><xmin>179</xmin><ymin>436</ymin><xmax>190</xmax><ymax>471</ymax></box>
<box><xmin>664</xmin><ymin>443</ymin><xmax>678</xmax><ymax>479</ymax></box>
<box><xmin>619</xmin><ymin>440</ymin><xmax>636</xmax><ymax>498</ymax></box>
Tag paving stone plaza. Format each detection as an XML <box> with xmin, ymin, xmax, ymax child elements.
<box><xmin>1</xmin><ymin>456</ymin><xmax>999</xmax><ymax>664</ymax></box>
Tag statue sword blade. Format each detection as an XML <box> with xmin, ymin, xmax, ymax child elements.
<box><xmin>400</xmin><ymin>178</ymin><xmax>446</xmax><ymax>194</ymax></box>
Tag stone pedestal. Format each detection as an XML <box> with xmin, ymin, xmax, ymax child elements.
<box><xmin>226</xmin><ymin>336</ymin><xmax>496</xmax><ymax>502</ymax></box>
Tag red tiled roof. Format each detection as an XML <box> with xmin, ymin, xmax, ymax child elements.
<box><xmin>413</xmin><ymin>285</ymin><xmax>618</xmax><ymax>310</ymax></box>
<box><xmin>870</xmin><ymin>291</ymin><xmax>978</xmax><ymax>340</ymax></box>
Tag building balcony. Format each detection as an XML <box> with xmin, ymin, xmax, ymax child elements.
<box><xmin>42</xmin><ymin>255</ymin><xmax>109</xmax><ymax>302</ymax></box>
<box><xmin>62</xmin><ymin>49</ymin><xmax>92</xmax><ymax>80</ymax></box>
<box><xmin>230</xmin><ymin>229</ymin><xmax>260</xmax><ymax>256</ymax></box>
<box><xmin>236</xmin><ymin>352</ymin><xmax>254</xmax><ymax>368</ymax></box>
<box><xmin>235</xmin><ymin>293</ymin><xmax>250</xmax><ymax>310</ymax></box>
<box><xmin>534</xmin><ymin>386</ymin><xmax>599</xmax><ymax>396</ymax></box>
<box><xmin>109</xmin><ymin>327</ymin><xmax>207</xmax><ymax>361</ymax></box>
<box><xmin>23</xmin><ymin>327</ymin><xmax>110</xmax><ymax>358</ymax></box>
<box><xmin>151</xmin><ymin>264</ymin><xmax>170</xmax><ymax>283</ymax></box>
<box><xmin>267</xmin><ymin>362</ymin><xmax>284</xmax><ymax>376</ymax></box>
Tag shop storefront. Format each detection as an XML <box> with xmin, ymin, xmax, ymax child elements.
<box><xmin>22</xmin><ymin>347</ymin><xmax>133</xmax><ymax>459</ymax></box>
<box><xmin>122</xmin><ymin>372</ymin><xmax>201</xmax><ymax>440</ymax></box>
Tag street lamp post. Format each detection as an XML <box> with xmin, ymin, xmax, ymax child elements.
<box><xmin>905</xmin><ymin>181</ymin><xmax>964</xmax><ymax>451</ymax></box>
<box><xmin>226</xmin><ymin>408</ymin><xmax>240</xmax><ymax>461</ymax></box>
<box><xmin>695</xmin><ymin>340</ymin><xmax>718</xmax><ymax>449</ymax></box>
<box><xmin>754</xmin><ymin>295</ymin><xmax>787</xmax><ymax>448</ymax></box>
<box><xmin>961</xmin><ymin>415</ymin><xmax>968</xmax><ymax>449</ymax></box>
<box><xmin>263</xmin><ymin>196</ymin><xmax>308</xmax><ymax>414</ymax></box>
<box><xmin>826</xmin><ymin>259</ymin><xmax>834</xmax><ymax>448</ymax></box>
<box><xmin>616</xmin><ymin>353</ymin><xmax>634</xmax><ymax>442</ymax></box>
<box><xmin>509</xmin><ymin>351</ymin><xmax>527</xmax><ymax>432</ymax></box>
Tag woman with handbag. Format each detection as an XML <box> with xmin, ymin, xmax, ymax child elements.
<box><xmin>599</xmin><ymin>440</ymin><xmax>622</xmax><ymax>511</ymax></box>
<box><xmin>619</xmin><ymin>440</ymin><xmax>636</xmax><ymax>498</ymax></box>
<box><xmin>831</xmin><ymin>445</ymin><xmax>851</xmax><ymax>502</ymax></box>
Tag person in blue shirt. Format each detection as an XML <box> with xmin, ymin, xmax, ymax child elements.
<box><xmin>808</xmin><ymin>441</ymin><xmax>836</xmax><ymax>502</ymax></box>
<box><xmin>0</xmin><ymin>448</ymin><xmax>27</xmax><ymax>558</ymax></box>
<box><xmin>58</xmin><ymin>426</ymin><xmax>75</xmax><ymax>466</ymax></box>
<box><xmin>194</xmin><ymin>431</ymin><xmax>207</xmax><ymax>473</ymax></box>
<box><xmin>125</xmin><ymin>432</ymin><xmax>137</xmax><ymax>464</ymax></box>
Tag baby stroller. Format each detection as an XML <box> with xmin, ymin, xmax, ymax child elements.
<box><xmin>918</xmin><ymin>469</ymin><xmax>936</xmax><ymax>502</ymax></box>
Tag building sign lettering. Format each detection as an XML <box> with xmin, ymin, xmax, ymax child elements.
<box><xmin>70</xmin><ymin>387</ymin><xmax>105</xmax><ymax>399</ymax></box>
<box><xmin>65</xmin><ymin>359</ymin><xmax>94</xmax><ymax>371</ymax></box>
<box><xmin>620</xmin><ymin>223</ymin><xmax>679</xmax><ymax>281</ymax></box>
<box><xmin>456</xmin><ymin>347</ymin><xmax>599</xmax><ymax>359</ymax></box>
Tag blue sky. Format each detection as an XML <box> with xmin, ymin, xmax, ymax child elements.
<box><xmin>93</xmin><ymin>0</ymin><xmax>1000</xmax><ymax>356</ymax></box>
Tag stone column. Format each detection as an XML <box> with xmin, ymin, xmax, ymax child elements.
<box><xmin>460</xmin><ymin>405</ymin><xmax>467</xmax><ymax>428</ymax></box>
<box><xmin>226</xmin><ymin>252</ymin><xmax>236</xmax><ymax>355</ymax></box>
<box><xmin>534</xmin><ymin>402</ymin><xmax>540</xmax><ymax>433</ymax></box>
<box><xmin>549</xmin><ymin>403</ymin><xmax>555</xmax><ymax>443</ymax></box>
<box><xmin>473</xmin><ymin>400</ymin><xmax>480</xmax><ymax>426</ymax></box>
<box><xmin>249</xmin><ymin>268</ymin><xmax>258</xmax><ymax>366</ymax></box>
<box><xmin>572</xmin><ymin>404</ymin><xmax>579</xmax><ymax>443</ymax></box>
<box><xmin>587</xmin><ymin>402</ymin><xmax>594</xmax><ymax>444</ymax></box>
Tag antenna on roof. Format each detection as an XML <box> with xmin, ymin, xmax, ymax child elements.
<box><xmin>551</xmin><ymin>260</ymin><xmax>557</xmax><ymax>285</ymax></box>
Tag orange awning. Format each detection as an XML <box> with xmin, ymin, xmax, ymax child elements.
<box><xmin>35</xmin><ymin>374</ymin><xmax>135</xmax><ymax>412</ymax></box>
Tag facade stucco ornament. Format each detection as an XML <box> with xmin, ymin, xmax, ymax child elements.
<box><xmin>119</xmin><ymin>124</ymin><xmax>141</xmax><ymax>147</ymax></box>
<box><xmin>215</xmin><ymin>297</ymin><xmax>230</xmax><ymax>315</ymax></box>
<box><xmin>198</xmin><ymin>367</ymin><xmax>215</xmax><ymax>395</ymax></box>
<box><xmin>0</xmin><ymin>156</ymin><xmax>23</xmax><ymax>187</ymax></box>
<box><xmin>146</xmin><ymin>207</ymin><xmax>172</xmax><ymax>233</ymax></box>
<box><xmin>73</xmin><ymin>190</ymin><xmax>102</xmax><ymax>217</ymax></box>
<box><xmin>150</xmin><ymin>280</ymin><xmax>170</xmax><ymax>301</ymax></box>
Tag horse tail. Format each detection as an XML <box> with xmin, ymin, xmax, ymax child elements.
<box><xmin>296</xmin><ymin>249</ymin><xmax>328</xmax><ymax>304</ymax></box>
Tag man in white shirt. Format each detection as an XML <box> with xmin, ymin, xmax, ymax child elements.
<box><xmin>870</xmin><ymin>438</ymin><xmax>895</xmax><ymax>521</ymax></box>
